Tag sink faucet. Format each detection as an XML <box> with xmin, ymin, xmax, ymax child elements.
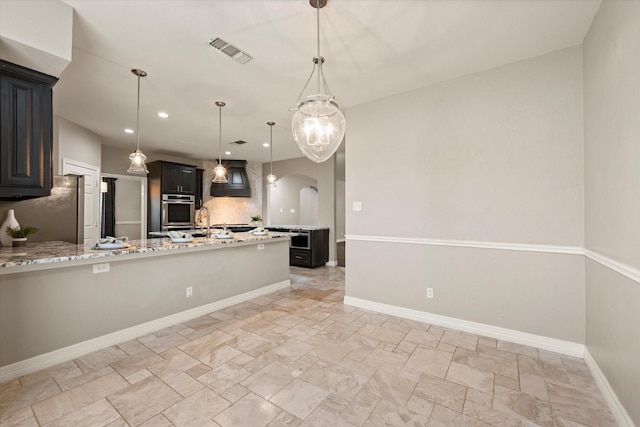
<box><xmin>196</xmin><ymin>206</ymin><xmax>210</xmax><ymax>238</ymax></box>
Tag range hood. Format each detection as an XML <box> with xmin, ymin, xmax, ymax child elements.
<box><xmin>210</xmin><ymin>160</ymin><xmax>251</xmax><ymax>197</ymax></box>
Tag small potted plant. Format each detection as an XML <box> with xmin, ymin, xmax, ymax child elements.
<box><xmin>6</xmin><ymin>226</ymin><xmax>38</xmax><ymax>247</ymax></box>
<box><xmin>250</xmin><ymin>215</ymin><xmax>263</xmax><ymax>227</ymax></box>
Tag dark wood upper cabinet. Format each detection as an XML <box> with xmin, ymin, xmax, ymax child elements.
<box><xmin>0</xmin><ymin>60</ymin><xmax>57</xmax><ymax>199</ymax></box>
<box><xmin>154</xmin><ymin>162</ymin><xmax>196</xmax><ymax>195</ymax></box>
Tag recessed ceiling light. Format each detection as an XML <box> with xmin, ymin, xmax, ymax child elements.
<box><xmin>224</xmin><ymin>151</ymin><xmax>231</xmax><ymax>156</ymax></box>
<box><xmin>263</xmin><ymin>142</ymin><xmax>270</xmax><ymax>147</ymax></box>
<box><xmin>157</xmin><ymin>112</ymin><xmax>169</xmax><ymax>118</ymax></box>
<box><xmin>124</xmin><ymin>128</ymin><xmax>134</xmax><ymax>134</ymax></box>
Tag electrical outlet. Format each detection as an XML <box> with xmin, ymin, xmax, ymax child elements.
<box><xmin>290</xmin><ymin>208</ymin><xmax>296</xmax><ymax>213</ymax></box>
<box><xmin>427</xmin><ymin>288</ymin><xmax>434</xmax><ymax>299</ymax></box>
<box><xmin>92</xmin><ymin>263</ymin><xmax>110</xmax><ymax>274</ymax></box>
<box><xmin>257</xmin><ymin>244</ymin><xmax>265</xmax><ymax>250</ymax></box>
<box><xmin>186</xmin><ymin>287</ymin><xmax>193</xmax><ymax>298</ymax></box>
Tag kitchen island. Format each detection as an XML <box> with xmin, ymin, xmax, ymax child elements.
<box><xmin>0</xmin><ymin>233</ymin><xmax>290</xmax><ymax>382</ymax></box>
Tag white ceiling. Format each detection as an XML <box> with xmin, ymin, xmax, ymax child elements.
<box><xmin>54</xmin><ymin>0</ymin><xmax>600</xmax><ymax>164</ymax></box>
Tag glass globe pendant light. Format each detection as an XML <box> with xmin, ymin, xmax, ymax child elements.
<box><xmin>266</xmin><ymin>121</ymin><xmax>277</xmax><ymax>188</ymax></box>
<box><xmin>289</xmin><ymin>0</ymin><xmax>345</xmax><ymax>163</ymax></box>
<box><xmin>212</xmin><ymin>101</ymin><xmax>228</xmax><ymax>183</ymax></box>
<box><xmin>127</xmin><ymin>69</ymin><xmax>149</xmax><ymax>174</ymax></box>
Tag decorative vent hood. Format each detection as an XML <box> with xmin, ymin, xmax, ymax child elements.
<box><xmin>210</xmin><ymin>160</ymin><xmax>251</xmax><ymax>197</ymax></box>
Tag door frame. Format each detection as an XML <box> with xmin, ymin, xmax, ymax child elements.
<box><xmin>101</xmin><ymin>173</ymin><xmax>148</xmax><ymax>241</ymax></box>
<box><xmin>62</xmin><ymin>158</ymin><xmax>100</xmax><ymax>246</ymax></box>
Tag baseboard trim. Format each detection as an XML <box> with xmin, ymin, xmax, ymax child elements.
<box><xmin>0</xmin><ymin>280</ymin><xmax>290</xmax><ymax>383</ymax></box>
<box><xmin>325</xmin><ymin>260</ymin><xmax>338</xmax><ymax>267</ymax></box>
<box><xmin>343</xmin><ymin>296</ymin><xmax>584</xmax><ymax>357</ymax></box>
<box><xmin>583</xmin><ymin>348</ymin><xmax>636</xmax><ymax>427</ymax></box>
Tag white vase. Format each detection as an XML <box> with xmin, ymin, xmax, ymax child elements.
<box><xmin>0</xmin><ymin>209</ymin><xmax>20</xmax><ymax>247</ymax></box>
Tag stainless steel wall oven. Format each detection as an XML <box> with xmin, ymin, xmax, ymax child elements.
<box><xmin>161</xmin><ymin>194</ymin><xmax>195</xmax><ymax>229</ymax></box>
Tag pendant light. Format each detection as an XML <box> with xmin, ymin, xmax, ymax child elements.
<box><xmin>289</xmin><ymin>0</ymin><xmax>345</xmax><ymax>163</ymax></box>
<box><xmin>266</xmin><ymin>122</ymin><xmax>277</xmax><ymax>188</ymax></box>
<box><xmin>212</xmin><ymin>101</ymin><xmax>227</xmax><ymax>183</ymax></box>
<box><xmin>127</xmin><ymin>69</ymin><xmax>149</xmax><ymax>174</ymax></box>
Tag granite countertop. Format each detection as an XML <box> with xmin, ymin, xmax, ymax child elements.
<box><xmin>0</xmin><ymin>232</ymin><xmax>289</xmax><ymax>270</ymax></box>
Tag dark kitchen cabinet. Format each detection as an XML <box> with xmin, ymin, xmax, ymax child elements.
<box><xmin>0</xmin><ymin>60</ymin><xmax>57</xmax><ymax>199</ymax></box>
<box><xmin>195</xmin><ymin>168</ymin><xmax>204</xmax><ymax>209</ymax></box>
<box><xmin>149</xmin><ymin>161</ymin><xmax>196</xmax><ymax>195</ymax></box>
<box><xmin>269</xmin><ymin>227</ymin><xmax>329</xmax><ymax>268</ymax></box>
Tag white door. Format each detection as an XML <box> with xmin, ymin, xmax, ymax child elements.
<box><xmin>62</xmin><ymin>158</ymin><xmax>100</xmax><ymax>247</ymax></box>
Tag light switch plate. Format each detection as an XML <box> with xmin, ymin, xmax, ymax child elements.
<box><xmin>353</xmin><ymin>201</ymin><xmax>362</xmax><ymax>211</ymax></box>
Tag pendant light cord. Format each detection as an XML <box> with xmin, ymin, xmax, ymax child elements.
<box><xmin>218</xmin><ymin>104</ymin><xmax>222</xmax><ymax>164</ymax></box>
<box><xmin>270</xmin><ymin>124</ymin><xmax>274</xmax><ymax>175</ymax></box>
<box><xmin>136</xmin><ymin>74</ymin><xmax>141</xmax><ymax>152</ymax></box>
<box><xmin>316</xmin><ymin>0</ymin><xmax>321</xmax><ymax>95</ymax></box>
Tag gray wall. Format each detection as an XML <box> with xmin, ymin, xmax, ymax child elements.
<box><xmin>345</xmin><ymin>46</ymin><xmax>585</xmax><ymax>342</ymax></box>
<box><xmin>0</xmin><ymin>240</ymin><xmax>289</xmax><ymax>366</ymax></box>
<box><xmin>583</xmin><ymin>1</ymin><xmax>640</xmax><ymax>423</ymax></box>
<box><xmin>53</xmin><ymin>116</ymin><xmax>102</xmax><ymax>174</ymax></box>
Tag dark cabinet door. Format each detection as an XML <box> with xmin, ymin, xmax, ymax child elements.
<box><xmin>161</xmin><ymin>164</ymin><xmax>181</xmax><ymax>193</ymax></box>
<box><xmin>0</xmin><ymin>61</ymin><xmax>57</xmax><ymax>199</ymax></box>
<box><xmin>178</xmin><ymin>167</ymin><xmax>195</xmax><ymax>194</ymax></box>
<box><xmin>161</xmin><ymin>164</ymin><xmax>195</xmax><ymax>194</ymax></box>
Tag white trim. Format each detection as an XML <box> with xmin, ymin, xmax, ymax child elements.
<box><xmin>0</xmin><ymin>280</ymin><xmax>290</xmax><ymax>383</ymax></box>
<box><xmin>343</xmin><ymin>296</ymin><xmax>584</xmax><ymax>357</ymax></box>
<box><xmin>61</xmin><ymin>157</ymin><xmax>100</xmax><ymax>173</ymax></box>
<box><xmin>344</xmin><ymin>234</ymin><xmax>582</xmax><ymax>255</ymax></box>
<box><xmin>584</xmin><ymin>348</ymin><xmax>636</xmax><ymax>427</ymax></box>
<box><xmin>325</xmin><ymin>260</ymin><xmax>338</xmax><ymax>267</ymax></box>
<box><xmin>584</xmin><ymin>249</ymin><xmax>640</xmax><ymax>285</ymax></box>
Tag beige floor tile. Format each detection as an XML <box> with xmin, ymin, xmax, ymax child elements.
<box><xmin>0</xmin><ymin>406</ymin><xmax>38</xmax><ymax>427</ymax></box>
<box><xmin>546</xmin><ymin>382</ymin><xmax>617</xmax><ymax>426</ymax></box>
<box><xmin>164</xmin><ymin>372</ymin><xmax>204</xmax><ymax>397</ymax></box>
<box><xmin>357</xmin><ymin>324</ymin><xmax>406</xmax><ymax>345</ymax></box>
<box><xmin>197</xmin><ymin>362</ymin><xmax>252</xmax><ymax>394</ymax></box>
<box><xmin>241</xmin><ymin>360</ymin><xmax>302</xmax><ymax>399</ymax></box>
<box><xmin>429</xmin><ymin>404</ymin><xmax>492</xmax><ymax>427</ymax></box>
<box><xmin>492</xmin><ymin>385</ymin><xmax>553</xmax><ymax>427</ymax></box>
<box><xmin>32</xmin><ymin>372</ymin><xmax>127</xmax><ymax>425</ymax></box>
<box><xmin>446</xmin><ymin>362</ymin><xmax>494</xmax><ymax>393</ymax></box>
<box><xmin>163</xmin><ymin>387</ymin><xmax>230</xmax><ymax>427</ymax></box>
<box><xmin>272</xmin><ymin>338</ymin><xmax>315</xmax><ymax>361</ymax></box>
<box><xmin>402</xmin><ymin>328</ymin><xmax>440</xmax><ymax>348</ymax></box>
<box><xmin>178</xmin><ymin>329</ymin><xmax>236</xmax><ymax>358</ymax></box>
<box><xmin>267</xmin><ymin>411</ymin><xmax>302</xmax><ymax>427</ymax></box>
<box><xmin>107</xmin><ymin>376</ymin><xmax>182</xmax><ymax>426</ymax></box>
<box><xmin>364</xmin><ymin>367</ymin><xmax>420</xmax><ymax>407</ymax></box>
<box><xmin>440</xmin><ymin>330</ymin><xmax>478</xmax><ymax>350</ymax></box>
<box><xmin>230</xmin><ymin>332</ymin><xmax>278</xmax><ymax>357</ymax></box>
<box><xmin>340</xmin><ymin>389</ymin><xmax>380</xmax><ymax>426</ymax></box>
<box><xmin>75</xmin><ymin>346</ymin><xmax>128</xmax><ymax>373</ymax></box>
<box><xmin>110</xmin><ymin>349</ymin><xmax>164</xmax><ymax>378</ymax></box>
<box><xmin>56</xmin><ymin>366</ymin><xmax>115</xmax><ymax>391</ymax></box>
<box><xmin>270</xmin><ymin>379</ymin><xmax>329</xmax><ymax>420</ymax></box>
<box><xmin>42</xmin><ymin>398</ymin><xmax>120</xmax><ymax>427</ymax></box>
<box><xmin>19</xmin><ymin>361</ymin><xmax>80</xmax><ymax>388</ymax></box>
<box><xmin>1</xmin><ymin>377</ymin><xmax>60</xmax><ymax>420</ymax></box>
<box><xmin>363</xmin><ymin>399</ymin><xmax>428</xmax><ymax>427</ymax></box>
<box><xmin>405</xmin><ymin>347</ymin><xmax>453</xmax><ymax>379</ymax></box>
<box><xmin>148</xmin><ymin>351</ymin><xmax>201</xmax><ymax>381</ymax></box>
<box><xmin>214</xmin><ymin>392</ymin><xmax>280</xmax><ymax>427</ymax></box>
<box><xmin>137</xmin><ymin>414</ymin><xmax>173</xmax><ymax>427</ymax></box>
<box><xmin>412</xmin><ymin>373</ymin><xmax>467</xmax><ymax>412</ymax></box>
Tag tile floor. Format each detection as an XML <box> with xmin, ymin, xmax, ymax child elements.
<box><xmin>0</xmin><ymin>266</ymin><xmax>617</xmax><ymax>426</ymax></box>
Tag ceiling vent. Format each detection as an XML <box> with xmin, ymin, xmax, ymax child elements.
<box><xmin>209</xmin><ymin>37</ymin><xmax>253</xmax><ymax>64</ymax></box>
<box><xmin>231</xmin><ymin>140</ymin><xmax>248</xmax><ymax>145</ymax></box>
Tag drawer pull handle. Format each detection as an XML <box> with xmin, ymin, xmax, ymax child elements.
<box><xmin>295</xmin><ymin>256</ymin><xmax>303</xmax><ymax>259</ymax></box>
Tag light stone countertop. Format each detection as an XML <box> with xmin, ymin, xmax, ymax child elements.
<box><xmin>0</xmin><ymin>232</ymin><xmax>289</xmax><ymax>271</ymax></box>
